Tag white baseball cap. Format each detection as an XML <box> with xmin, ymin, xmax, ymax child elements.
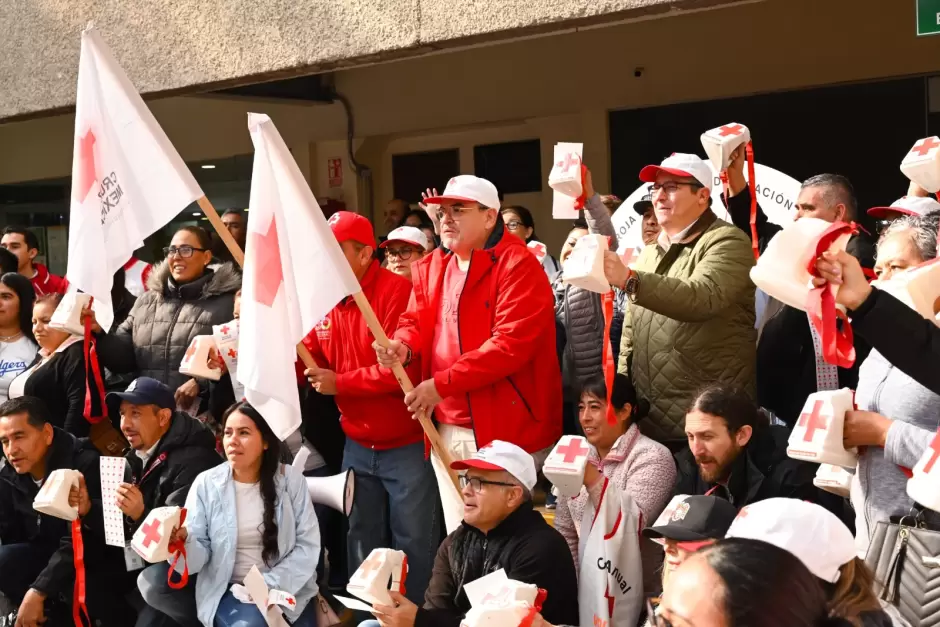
<box><xmin>380</xmin><ymin>226</ymin><xmax>431</xmax><ymax>252</ymax></box>
<box><xmin>639</xmin><ymin>153</ymin><xmax>713</xmax><ymax>190</ymax></box>
<box><xmin>451</xmin><ymin>440</ymin><xmax>537</xmax><ymax>491</ymax></box>
<box><xmin>725</xmin><ymin>498</ymin><xmax>855</xmax><ymax>583</ymax></box>
<box><xmin>867</xmin><ymin>196</ymin><xmax>940</xmax><ymax>219</ymax></box>
<box><xmin>423</xmin><ymin>175</ymin><xmax>501</xmax><ymax>210</ymax></box>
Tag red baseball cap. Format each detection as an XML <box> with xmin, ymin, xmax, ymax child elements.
<box><xmin>328</xmin><ymin>211</ymin><xmax>376</xmax><ymax>249</ymax></box>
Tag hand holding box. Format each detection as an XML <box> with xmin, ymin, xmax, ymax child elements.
<box><xmin>33</xmin><ymin>469</ymin><xmax>81</xmax><ymax>521</ymax></box>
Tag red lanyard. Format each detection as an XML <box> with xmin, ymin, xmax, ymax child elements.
<box><xmin>136</xmin><ymin>452</ymin><xmax>167</xmax><ymax>486</ymax></box>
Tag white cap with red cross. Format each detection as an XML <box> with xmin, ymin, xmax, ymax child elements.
<box><xmin>451</xmin><ymin>440</ymin><xmax>537</xmax><ymax>491</ymax></box>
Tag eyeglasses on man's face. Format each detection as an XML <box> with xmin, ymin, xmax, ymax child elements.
<box><xmin>163</xmin><ymin>245</ymin><xmax>208</xmax><ymax>258</ymax></box>
<box><xmin>458</xmin><ymin>475</ymin><xmax>518</xmax><ymax>492</ymax></box>
<box><xmin>436</xmin><ymin>204</ymin><xmax>486</xmax><ymax>222</ymax></box>
<box><xmin>385</xmin><ymin>247</ymin><xmax>419</xmax><ymax>261</ymax></box>
<box><xmin>648</xmin><ymin>181</ymin><xmax>704</xmax><ymax>196</ymax></box>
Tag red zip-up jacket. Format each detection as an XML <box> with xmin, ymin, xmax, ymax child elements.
<box><xmin>395</xmin><ymin>222</ymin><xmax>562</xmax><ymax>454</ymax></box>
<box><xmin>303</xmin><ymin>261</ymin><xmax>423</xmax><ymax>450</ymax></box>
<box><xmin>31</xmin><ymin>263</ymin><xmax>69</xmax><ymax>297</ymax></box>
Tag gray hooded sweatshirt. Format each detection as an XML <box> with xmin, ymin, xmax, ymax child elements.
<box><xmin>853</xmin><ymin>348</ymin><xmax>940</xmax><ymax>558</ymax></box>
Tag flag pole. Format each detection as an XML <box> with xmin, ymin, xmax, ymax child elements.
<box><xmin>199</xmin><ymin>196</ymin><xmax>461</xmax><ymax>493</ymax></box>
<box><xmin>351</xmin><ymin>291</ymin><xmax>462</xmax><ymax>493</ymax></box>
<box><xmin>197</xmin><ymin>195</ymin><xmax>319</xmax><ymax>368</ymax></box>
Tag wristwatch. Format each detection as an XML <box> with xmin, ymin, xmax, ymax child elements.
<box><xmin>623</xmin><ymin>272</ymin><xmax>640</xmax><ymax>302</ymax></box>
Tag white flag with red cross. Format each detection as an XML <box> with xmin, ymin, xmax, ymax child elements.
<box><xmin>67</xmin><ymin>26</ymin><xmax>203</xmax><ymax>331</ymax></box>
<box><xmin>901</xmin><ymin>136</ymin><xmax>940</xmax><ymax>193</ymax></box>
<box><xmin>240</xmin><ymin>113</ymin><xmax>360</xmax><ymax>441</ymax></box>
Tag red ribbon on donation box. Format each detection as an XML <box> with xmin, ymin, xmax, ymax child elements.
<box><xmin>805</xmin><ymin>222</ymin><xmax>858</xmax><ymax>369</ymax></box>
<box><xmin>719</xmin><ymin>142</ymin><xmax>759</xmax><ymax>260</ymax></box>
<box><xmin>574</xmin><ymin>165</ymin><xmax>589</xmax><ymax>211</ymax></box>
<box><xmin>73</xmin><ymin>519</ymin><xmax>91</xmax><ymax>627</ymax></box>
<box><xmin>167</xmin><ymin>508</ymin><xmax>190</xmax><ymax>590</ymax></box>
<box><xmin>518</xmin><ymin>588</ymin><xmax>549</xmax><ymax>627</ymax></box>
<box><xmin>601</xmin><ymin>291</ymin><xmax>617</xmax><ymax>426</ymax></box>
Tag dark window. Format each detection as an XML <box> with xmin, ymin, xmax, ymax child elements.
<box><xmin>474</xmin><ymin>139</ymin><xmax>542</xmax><ymax>196</ymax></box>
<box><xmin>392</xmin><ymin>149</ymin><xmax>460</xmax><ymax>203</ymax></box>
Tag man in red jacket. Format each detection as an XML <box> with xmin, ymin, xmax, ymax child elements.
<box><xmin>375</xmin><ymin>176</ymin><xmax>562</xmax><ymax>533</ymax></box>
<box><xmin>0</xmin><ymin>226</ymin><xmax>68</xmax><ymax>296</ymax></box>
<box><xmin>302</xmin><ymin>211</ymin><xmax>440</xmax><ymax>604</ymax></box>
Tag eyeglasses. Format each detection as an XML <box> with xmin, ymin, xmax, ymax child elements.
<box><xmin>648</xmin><ymin>182</ymin><xmax>703</xmax><ymax>195</ymax></box>
<box><xmin>163</xmin><ymin>245</ymin><xmax>208</xmax><ymax>258</ymax></box>
<box><xmin>385</xmin><ymin>247</ymin><xmax>419</xmax><ymax>261</ymax></box>
<box><xmin>436</xmin><ymin>205</ymin><xmax>486</xmax><ymax>221</ymax></box>
<box><xmin>458</xmin><ymin>475</ymin><xmax>518</xmax><ymax>492</ymax></box>
<box><xmin>505</xmin><ymin>220</ymin><xmax>524</xmax><ymax>231</ymax></box>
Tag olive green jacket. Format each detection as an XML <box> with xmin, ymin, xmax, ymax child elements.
<box><xmin>618</xmin><ymin>210</ymin><xmax>757</xmax><ymax>442</ymax></box>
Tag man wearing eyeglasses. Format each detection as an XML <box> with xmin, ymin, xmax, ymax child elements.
<box><xmin>366</xmin><ymin>441</ymin><xmax>579</xmax><ymax>627</ymax></box>
<box><xmin>374</xmin><ymin>175</ymin><xmax>562</xmax><ymax>535</ymax></box>
<box><xmin>380</xmin><ymin>226</ymin><xmax>430</xmax><ymax>280</ymax></box>
<box><xmin>601</xmin><ymin>153</ymin><xmax>757</xmax><ymax>449</ymax></box>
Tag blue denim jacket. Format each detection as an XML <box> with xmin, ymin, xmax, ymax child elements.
<box><xmin>180</xmin><ymin>462</ymin><xmax>320</xmax><ymax>626</ymax></box>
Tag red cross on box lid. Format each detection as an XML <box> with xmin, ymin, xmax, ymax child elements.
<box><xmin>905</xmin><ymin>137</ymin><xmax>940</xmax><ymax>161</ymax></box>
<box><xmin>706</xmin><ymin>122</ymin><xmax>749</xmax><ymax>139</ymax></box>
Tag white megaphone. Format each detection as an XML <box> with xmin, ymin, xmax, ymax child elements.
<box><xmin>307</xmin><ymin>469</ymin><xmax>355</xmax><ymax>517</ymax></box>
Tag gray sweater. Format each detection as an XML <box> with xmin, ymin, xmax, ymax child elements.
<box><xmin>853</xmin><ymin>348</ymin><xmax>940</xmax><ymax>557</ymax></box>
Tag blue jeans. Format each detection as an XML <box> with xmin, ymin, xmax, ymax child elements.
<box><xmin>214</xmin><ymin>590</ymin><xmax>317</xmax><ymax>627</ymax></box>
<box><xmin>137</xmin><ymin>562</ymin><xmax>202</xmax><ymax>627</ymax></box>
<box><xmin>342</xmin><ymin>439</ymin><xmax>441</xmax><ymax>605</ymax></box>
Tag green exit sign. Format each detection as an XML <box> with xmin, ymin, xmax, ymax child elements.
<box><xmin>918</xmin><ymin>0</ymin><xmax>940</xmax><ymax>36</ymax></box>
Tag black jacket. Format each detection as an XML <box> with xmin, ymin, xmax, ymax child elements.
<box><xmin>675</xmin><ymin>425</ymin><xmax>824</xmax><ymax>508</ymax></box>
<box><xmin>416</xmin><ymin>502</ymin><xmax>579</xmax><ymax>627</ymax></box>
<box><xmin>123</xmin><ymin>411</ymin><xmax>221</xmax><ymax>536</ymax></box>
<box><xmin>0</xmin><ymin>428</ymin><xmax>118</xmax><ymax>597</ymax></box>
<box><xmin>850</xmin><ymin>287</ymin><xmax>940</xmax><ymax>396</ymax></box>
<box><xmin>14</xmin><ymin>341</ymin><xmax>95</xmax><ymax>438</ymax></box>
<box><xmin>725</xmin><ymin>187</ymin><xmax>874</xmax><ymax>425</ymax></box>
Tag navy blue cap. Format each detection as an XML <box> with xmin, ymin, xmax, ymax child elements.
<box><xmin>106</xmin><ymin>377</ymin><xmax>175</xmax><ymax>416</ymax></box>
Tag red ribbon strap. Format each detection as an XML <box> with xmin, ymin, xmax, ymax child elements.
<box><xmin>518</xmin><ymin>589</ymin><xmax>549</xmax><ymax>627</ymax></box>
<box><xmin>745</xmin><ymin>141</ymin><xmax>759</xmax><ymax>261</ymax></box>
<box><xmin>167</xmin><ymin>508</ymin><xmax>189</xmax><ymax>590</ymax></box>
<box><xmin>601</xmin><ymin>291</ymin><xmax>617</xmax><ymax>426</ymax></box>
<box><xmin>574</xmin><ymin>164</ymin><xmax>588</xmax><ymax>210</ymax></box>
<box><xmin>72</xmin><ymin>519</ymin><xmax>91</xmax><ymax>627</ymax></box>
<box><xmin>805</xmin><ymin>222</ymin><xmax>858</xmax><ymax>368</ymax></box>
<box><xmin>83</xmin><ymin>297</ymin><xmax>108</xmax><ymax>425</ymax></box>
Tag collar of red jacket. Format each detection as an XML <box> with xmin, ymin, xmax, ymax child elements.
<box><xmin>32</xmin><ymin>262</ymin><xmax>51</xmax><ymax>285</ymax></box>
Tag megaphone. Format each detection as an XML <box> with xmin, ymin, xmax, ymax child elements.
<box><xmin>307</xmin><ymin>469</ymin><xmax>355</xmax><ymax>517</ymax></box>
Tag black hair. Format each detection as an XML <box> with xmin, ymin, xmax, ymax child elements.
<box><xmin>501</xmin><ymin>206</ymin><xmax>540</xmax><ymax>243</ymax></box>
<box><xmin>577</xmin><ymin>374</ymin><xmax>650</xmax><ymax>422</ymax></box>
<box><xmin>221</xmin><ymin>209</ymin><xmax>245</xmax><ymax>220</ymax></box>
<box><xmin>801</xmin><ymin>174</ymin><xmax>858</xmax><ymax>220</ymax></box>
<box><xmin>398</xmin><ymin>210</ymin><xmax>433</xmax><ymax>230</ymax></box>
<box><xmin>0</xmin><ymin>396</ymin><xmax>51</xmax><ymax>429</ymax></box>
<box><xmin>0</xmin><ymin>248</ymin><xmax>18</xmax><ymax>275</ymax></box>
<box><xmin>34</xmin><ymin>292</ymin><xmax>64</xmax><ymax>309</ymax></box>
<box><xmin>571</xmin><ymin>217</ymin><xmax>589</xmax><ymax>231</ymax></box>
<box><xmin>2</xmin><ymin>226</ymin><xmax>39</xmax><ymax>252</ymax></box>
<box><xmin>223</xmin><ymin>401</ymin><xmax>282</xmax><ymax>567</ymax></box>
<box><xmin>0</xmin><ymin>273</ymin><xmax>36</xmax><ymax>343</ymax></box>
<box><xmin>690</xmin><ymin>383</ymin><xmax>764</xmax><ymax>435</ymax></box>
<box><xmin>175</xmin><ymin>225</ymin><xmax>213</xmax><ymax>250</ymax></box>
<box><xmin>698</xmin><ymin>538</ymin><xmax>839</xmax><ymax>627</ymax></box>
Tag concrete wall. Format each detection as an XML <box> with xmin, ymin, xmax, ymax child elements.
<box><xmin>0</xmin><ymin>0</ymin><xmax>749</xmax><ymax>120</ymax></box>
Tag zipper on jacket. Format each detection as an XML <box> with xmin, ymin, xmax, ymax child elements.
<box><xmin>507</xmin><ymin>377</ymin><xmax>535</xmax><ymax>420</ymax></box>
<box><xmin>164</xmin><ymin>300</ymin><xmax>185</xmax><ymax>383</ymax></box>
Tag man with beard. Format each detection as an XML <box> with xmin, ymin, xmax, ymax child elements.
<box><xmin>674</xmin><ymin>384</ymin><xmax>831</xmax><ymax>512</ymax></box>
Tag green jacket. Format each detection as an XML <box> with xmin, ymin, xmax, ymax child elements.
<box><xmin>619</xmin><ymin>210</ymin><xmax>756</xmax><ymax>442</ymax></box>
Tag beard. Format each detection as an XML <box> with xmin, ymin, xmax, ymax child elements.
<box><xmin>695</xmin><ymin>444</ymin><xmax>741</xmax><ymax>484</ymax></box>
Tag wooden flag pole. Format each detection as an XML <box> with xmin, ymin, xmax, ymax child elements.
<box><xmin>199</xmin><ymin>196</ymin><xmax>461</xmax><ymax>493</ymax></box>
<box><xmin>351</xmin><ymin>291</ymin><xmax>462</xmax><ymax>493</ymax></box>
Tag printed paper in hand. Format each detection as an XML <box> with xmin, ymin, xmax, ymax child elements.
<box><xmin>244</xmin><ymin>565</ymin><xmax>290</xmax><ymax>627</ymax></box>
<box><xmin>101</xmin><ymin>456</ymin><xmax>129</xmax><ymax>547</ymax></box>
<box><xmin>463</xmin><ymin>569</ymin><xmax>509</xmax><ymax>607</ymax></box>
<box><xmin>552</xmin><ymin>142</ymin><xmax>584</xmax><ymax>220</ymax></box>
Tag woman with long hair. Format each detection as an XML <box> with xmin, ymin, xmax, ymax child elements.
<box><xmin>154</xmin><ymin>401</ymin><xmax>320</xmax><ymax>627</ymax></box>
<box><xmin>657</xmin><ymin>538</ymin><xmax>849</xmax><ymax>627</ymax></box>
<box><xmin>87</xmin><ymin>226</ymin><xmax>240</xmax><ymax>409</ymax></box>
<box><xmin>8</xmin><ymin>292</ymin><xmax>91</xmax><ymax>435</ymax></box>
<box><xmin>554</xmin><ymin>373</ymin><xmax>675</xmax><ymax>595</ymax></box>
<box><xmin>0</xmin><ymin>273</ymin><xmax>38</xmax><ymax>402</ymax></box>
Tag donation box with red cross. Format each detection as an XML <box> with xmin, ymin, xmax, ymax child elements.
<box><xmin>543</xmin><ymin>435</ymin><xmax>591</xmax><ymax>498</ymax></box>
<box><xmin>132</xmin><ymin>506</ymin><xmax>182</xmax><ymax>563</ymax></box>
<box><xmin>179</xmin><ymin>335</ymin><xmax>222</xmax><ymax>381</ymax></box>
<box><xmin>700</xmin><ymin>122</ymin><xmax>751</xmax><ymax>171</ymax></box>
<box><xmin>901</xmin><ymin>136</ymin><xmax>940</xmax><ymax>193</ymax></box>
<box><xmin>907</xmin><ymin>430</ymin><xmax>940</xmax><ymax>513</ymax></box>
<box><xmin>346</xmin><ymin>548</ymin><xmax>408</xmax><ymax>607</ymax></box>
<box><xmin>787</xmin><ymin>389</ymin><xmax>858</xmax><ymax>469</ymax></box>
<box><xmin>33</xmin><ymin>469</ymin><xmax>82</xmax><ymax>521</ymax></box>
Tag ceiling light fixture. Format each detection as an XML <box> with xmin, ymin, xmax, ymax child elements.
<box><xmin>201</xmin><ymin>164</ymin><xmax>216</xmax><ymax>169</ymax></box>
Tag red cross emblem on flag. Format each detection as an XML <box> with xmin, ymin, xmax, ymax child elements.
<box><xmin>74</xmin><ymin>130</ymin><xmax>99</xmax><ymax>201</ymax></box>
<box><xmin>141</xmin><ymin>520</ymin><xmax>162</xmax><ymax>548</ymax></box>
<box><xmin>798</xmin><ymin>400</ymin><xmax>829</xmax><ymax>442</ymax></box>
<box><xmin>911</xmin><ymin>137</ymin><xmax>940</xmax><ymax>157</ymax></box>
<box><xmin>250</xmin><ymin>217</ymin><xmax>284</xmax><ymax>308</ymax></box>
